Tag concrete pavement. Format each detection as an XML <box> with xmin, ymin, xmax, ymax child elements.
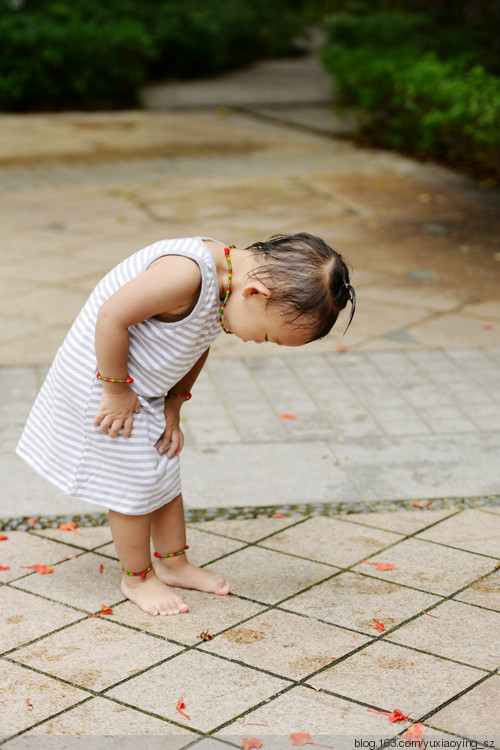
<box><xmin>0</xmin><ymin>51</ymin><xmax>499</xmax><ymax>747</ymax></box>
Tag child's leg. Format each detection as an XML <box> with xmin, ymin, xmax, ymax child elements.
<box><xmin>151</xmin><ymin>494</ymin><xmax>230</xmax><ymax>596</ymax></box>
<box><xmin>108</xmin><ymin>509</ymin><xmax>189</xmax><ymax>616</ymax></box>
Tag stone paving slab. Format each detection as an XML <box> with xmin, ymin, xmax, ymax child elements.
<box><xmin>3</xmin><ymin>345</ymin><xmax>500</xmax><ymax>517</ymax></box>
<box><xmin>1</xmin><ymin>512</ymin><xmax>499</xmax><ymax>746</ymax></box>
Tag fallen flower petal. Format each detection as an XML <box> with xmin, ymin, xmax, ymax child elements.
<box><xmin>176</xmin><ymin>697</ymin><xmax>190</xmax><ymax>720</ymax></box>
<box><xmin>290</xmin><ymin>732</ymin><xmax>333</xmax><ymax>747</ymax></box>
<box><xmin>373</xmin><ymin>618</ymin><xmax>385</xmax><ymax>633</ymax></box>
<box><xmin>483</xmin><ymin>323</ymin><xmax>493</xmax><ymax>330</ymax></box>
<box><xmin>279</xmin><ymin>412</ymin><xmax>303</xmax><ymax>420</ymax></box>
<box><xmin>367</xmin><ymin>708</ymin><xmax>410</xmax><ymax>723</ymax></box>
<box><xmin>0</xmin><ymin>565</ymin><xmax>10</xmax><ymax>571</ymax></box>
<box><xmin>26</xmin><ymin>698</ymin><xmax>33</xmax><ymax>710</ymax></box>
<box><xmin>58</xmin><ymin>522</ymin><xmax>81</xmax><ymax>535</ymax></box>
<box><xmin>20</xmin><ymin>564</ymin><xmax>54</xmax><ymax>574</ymax></box>
<box><xmin>88</xmin><ymin>604</ymin><xmax>113</xmax><ymax>618</ymax></box>
<box><xmin>242</xmin><ymin>739</ymin><xmax>262</xmax><ymax>750</ymax></box>
<box><xmin>271</xmin><ymin>513</ymin><xmax>285</xmax><ymax>518</ymax></box>
<box><xmin>99</xmin><ymin>563</ymin><xmax>104</xmax><ymax>574</ymax></box>
<box><xmin>413</xmin><ymin>500</ymin><xmax>432</xmax><ymax>509</ymax></box>
<box><xmin>403</xmin><ymin>723</ymin><xmax>424</xmax><ymax>746</ymax></box>
<box><xmin>199</xmin><ymin>631</ymin><xmax>214</xmax><ymax>641</ymax></box>
<box><xmin>28</xmin><ymin>517</ymin><xmax>36</xmax><ymax>528</ymax></box>
<box><xmin>0</xmin><ymin>535</ymin><xmax>8</xmax><ymax>541</ymax></box>
<box><xmin>424</xmin><ymin>612</ymin><xmax>440</xmax><ymax>618</ymax></box>
<box><xmin>362</xmin><ymin>560</ymin><xmax>396</xmax><ymax>571</ymax></box>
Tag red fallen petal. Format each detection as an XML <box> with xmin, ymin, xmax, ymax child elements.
<box><xmin>271</xmin><ymin>513</ymin><xmax>285</xmax><ymax>518</ymax></box>
<box><xmin>424</xmin><ymin>612</ymin><xmax>440</xmax><ymax>618</ymax></box>
<box><xmin>26</xmin><ymin>698</ymin><xmax>33</xmax><ymax>710</ymax></box>
<box><xmin>0</xmin><ymin>565</ymin><xmax>10</xmax><ymax>571</ymax></box>
<box><xmin>336</xmin><ymin>345</ymin><xmax>347</xmax><ymax>352</ymax></box>
<box><xmin>0</xmin><ymin>535</ymin><xmax>8</xmax><ymax>541</ymax></box>
<box><xmin>20</xmin><ymin>564</ymin><xmax>54</xmax><ymax>574</ymax></box>
<box><xmin>367</xmin><ymin>708</ymin><xmax>410</xmax><ymax>723</ymax></box>
<box><xmin>290</xmin><ymin>732</ymin><xmax>333</xmax><ymax>747</ymax></box>
<box><xmin>373</xmin><ymin>618</ymin><xmax>385</xmax><ymax>632</ymax></box>
<box><xmin>403</xmin><ymin>723</ymin><xmax>424</xmax><ymax>743</ymax></box>
<box><xmin>29</xmin><ymin>517</ymin><xmax>36</xmax><ymax>528</ymax></box>
<box><xmin>99</xmin><ymin>563</ymin><xmax>104</xmax><ymax>574</ymax></box>
<box><xmin>58</xmin><ymin>522</ymin><xmax>81</xmax><ymax>535</ymax></box>
<box><xmin>362</xmin><ymin>560</ymin><xmax>396</xmax><ymax>571</ymax></box>
<box><xmin>483</xmin><ymin>323</ymin><xmax>493</xmax><ymax>330</ymax></box>
<box><xmin>413</xmin><ymin>500</ymin><xmax>432</xmax><ymax>508</ymax></box>
<box><xmin>279</xmin><ymin>412</ymin><xmax>303</xmax><ymax>420</ymax></box>
<box><xmin>88</xmin><ymin>604</ymin><xmax>113</xmax><ymax>618</ymax></box>
<box><xmin>242</xmin><ymin>739</ymin><xmax>263</xmax><ymax>750</ymax></box>
<box><xmin>176</xmin><ymin>697</ymin><xmax>190</xmax><ymax>720</ymax></box>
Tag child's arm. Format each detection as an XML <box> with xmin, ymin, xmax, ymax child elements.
<box><xmin>93</xmin><ymin>256</ymin><xmax>202</xmax><ymax>438</ymax></box>
<box><xmin>158</xmin><ymin>348</ymin><xmax>210</xmax><ymax>457</ymax></box>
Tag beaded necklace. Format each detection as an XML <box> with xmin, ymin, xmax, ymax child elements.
<box><xmin>218</xmin><ymin>244</ymin><xmax>235</xmax><ymax>334</ymax></box>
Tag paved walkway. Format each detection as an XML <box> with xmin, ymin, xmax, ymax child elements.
<box><xmin>0</xmin><ymin>52</ymin><xmax>499</xmax><ymax>747</ymax></box>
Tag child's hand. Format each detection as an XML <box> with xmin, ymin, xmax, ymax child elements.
<box><xmin>158</xmin><ymin>399</ymin><xmax>184</xmax><ymax>457</ymax></box>
<box><xmin>94</xmin><ymin>385</ymin><xmax>141</xmax><ymax>438</ymax></box>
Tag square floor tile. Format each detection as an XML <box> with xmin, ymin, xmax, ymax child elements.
<box><xmin>35</xmin><ymin>525</ymin><xmax>113</xmax><ymax>550</ymax></box>
<box><xmin>0</xmin><ymin>531</ymin><xmax>79</xmax><ymax>583</ymax></box>
<box><xmin>0</xmin><ymin>587</ymin><xmax>83</xmax><ymax>654</ymax></box>
<box><xmin>427</xmin><ymin>675</ymin><xmax>500</xmax><ymax>743</ymax></box>
<box><xmin>187</xmin><ymin>516</ymin><xmax>305</xmax><ymax>543</ymax></box>
<box><xmin>306</xmin><ymin>640</ymin><xmax>483</xmax><ymax>717</ymax></box>
<box><xmin>352</xmin><ymin>539</ymin><xmax>495</xmax><ymax>595</ymax></box>
<box><xmin>11</xmin><ymin>617</ymin><xmax>182</xmax><ymax>691</ymax></box>
<box><xmin>387</xmin><ymin>599</ymin><xmax>500</xmax><ymax>669</ymax></box>
<box><xmin>345</xmin><ymin>509</ymin><xmax>458</xmax><ymax>536</ymax></box>
<box><xmin>110</xmin><ymin>590</ymin><xmax>267</xmax><ymax>645</ymax></box>
<box><xmin>416</xmin><ymin>509</ymin><xmax>500</xmax><ymax>558</ymax></box>
<box><xmin>281</xmin><ymin>571</ymin><xmax>442</xmax><ymax>635</ymax></box>
<box><xmin>204</xmin><ymin>546</ymin><xmax>335</xmax><ymax>604</ymax></box>
<box><xmin>183</xmin><ymin>528</ymin><xmax>247</xmax><ymax>566</ymax></box>
<box><xmin>106</xmin><ymin>649</ymin><xmax>288</xmax><ymax>733</ymax></box>
<box><xmin>261</xmin><ymin>516</ymin><xmax>402</xmax><ymax>568</ymax></box>
<box><xmin>216</xmin><ymin>684</ymin><xmax>407</xmax><ymax>741</ymax></box>
<box><xmin>15</xmin><ymin>696</ymin><xmax>197</xmax><ymax>745</ymax></box>
<box><xmin>454</xmin><ymin>569</ymin><xmax>500</xmax><ymax>611</ymax></box>
<box><xmin>0</xmin><ymin>659</ymin><xmax>87</xmax><ymax>740</ymax></box>
<box><xmin>200</xmin><ymin>608</ymin><xmax>369</xmax><ymax>680</ymax></box>
<box><xmin>14</xmin><ymin>552</ymin><xmax>123</xmax><ymax>613</ymax></box>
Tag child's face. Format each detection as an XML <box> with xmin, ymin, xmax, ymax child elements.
<box><xmin>224</xmin><ymin>286</ymin><xmax>313</xmax><ymax>347</ymax></box>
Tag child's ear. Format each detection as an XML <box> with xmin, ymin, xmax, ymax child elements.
<box><xmin>242</xmin><ymin>279</ymin><xmax>272</xmax><ymax>299</ymax></box>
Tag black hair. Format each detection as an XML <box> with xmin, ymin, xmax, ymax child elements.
<box><xmin>245</xmin><ymin>232</ymin><xmax>355</xmax><ymax>342</ymax></box>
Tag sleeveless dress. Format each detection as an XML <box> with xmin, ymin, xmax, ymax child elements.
<box><xmin>16</xmin><ymin>237</ymin><xmax>223</xmax><ymax>515</ymax></box>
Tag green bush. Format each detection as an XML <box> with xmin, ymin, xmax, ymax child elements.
<box><xmin>0</xmin><ymin>0</ymin><xmax>302</xmax><ymax>111</ymax></box>
<box><xmin>321</xmin><ymin>12</ymin><xmax>500</xmax><ymax>179</ymax></box>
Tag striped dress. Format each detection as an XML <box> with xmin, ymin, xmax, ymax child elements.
<box><xmin>16</xmin><ymin>237</ymin><xmax>223</xmax><ymax>515</ymax></box>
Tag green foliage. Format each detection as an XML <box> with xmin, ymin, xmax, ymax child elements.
<box><xmin>321</xmin><ymin>12</ymin><xmax>500</xmax><ymax>179</ymax></box>
<box><xmin>0</xmin><ymin>0</ymin><xmax>302</xmax><ymax>111</ymax></box>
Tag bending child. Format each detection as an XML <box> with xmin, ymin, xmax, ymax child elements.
<box><xmin>16</xmin><ymin>233</ymin><xmax>355</xmax><ymax>616</ymax></box>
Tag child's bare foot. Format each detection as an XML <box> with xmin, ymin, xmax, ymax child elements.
<box><xmin>121</xmin><ymin>570</ymin><xmax>189</xmax><ymax>616</ymax></box>
<box><xmin>155</xmin><ymin>556</ymin><xmax>230</xmax><ymax>596</ymax></box>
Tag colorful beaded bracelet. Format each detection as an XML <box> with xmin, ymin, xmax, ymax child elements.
<box><xmin>154</xmin><ymin>545</ymin><xmax>189</xmax><ymax>559</ymax></box>
<box><xmin>121</xmin><ymin>564</ymin><xmax>153</xmax><ymax>579</ymax></box>
<box><xmin>97</xmin><ymin>372</ymin><xmax>134</xmax><ymax>384</ymax></box>
<box><xmin>166</xmin><ymin>392</ymin><xmax>192</xmax><ymax>400</ymax></box>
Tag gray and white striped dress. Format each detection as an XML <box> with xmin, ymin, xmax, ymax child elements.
<box><xmin>16</xmin><ymin>237</ymin><xmax>223</xmax><ymax>515</ymax></box>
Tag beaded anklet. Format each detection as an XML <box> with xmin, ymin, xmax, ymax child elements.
<box><xmin>166</xmin><ymin>392</ymin><xmax>192</xmax><ymax>400</ymax></box>
<box><xmin>154</xmin><ymin>545</ymin><xmax>189</xmax><ymax>559</ymax></box>
<box><xmin>121</xmin><ymin>564</ymin><xmax>153</xmax><ymax>579</ymax></box>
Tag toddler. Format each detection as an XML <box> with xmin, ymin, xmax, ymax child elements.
<box><xmin>16</xmin><ymin>233</ymin><xmax>355</xmax><ymax>616</ymax></box>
